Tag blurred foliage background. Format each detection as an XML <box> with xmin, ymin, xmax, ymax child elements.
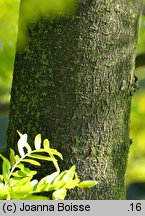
<box><xmin>126</xmin><ymin>11</ymin><xmax>145</xmax><ymax>199</ymax></box>
<box><xmin>0</xmin><ymin>0</ymin><xmax>145</xmax><ymax>199</ymax></box>
<box><xmin>0</xmin><ymin>0</ymin><xmax>19</xmax><ymax>104</ymax></box>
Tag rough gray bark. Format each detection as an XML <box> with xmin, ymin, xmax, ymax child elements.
<box><xmin>7</xmin><ymin>0</ymin><xmax>143</xmax><ymax>199</ymax></box>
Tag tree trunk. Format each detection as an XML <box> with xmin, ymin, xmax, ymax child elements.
<box><xmin>7</xmin><ymin>0</ymin><xmax>143</xmax><ymax>199</ymax></box>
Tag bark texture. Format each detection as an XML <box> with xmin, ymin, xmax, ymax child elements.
<box><xmin>8</xmin><ymin>0</ymin><xmax>143</xmax><ymax>199</ymax></box>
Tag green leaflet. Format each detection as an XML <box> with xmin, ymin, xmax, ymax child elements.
<box><xmin>14</xmin><ymin>155</ymin><xmax>20</xmax><ymax>162</ymax></box>
<box><xmin>52</xmin><ymin>188</ymin><xmax>67</xmax><ymax>200</ymax></box>
<box><xmin>27</xmin><ymin>154</ymin><xmax>54</xmax><ymax>161</ymax></box>
<box><xmin>0</xmin><ymin>154</ymin><xmax>11</xmax><ymax>183</ymax></box>
<box><xmin>34</xmin><ymin>134</ymin><xmax>41</xmax><ymax>150</ymax></box>
<box><xmin>17</xmin><ymin>130</ymin><xmax>22</xmax><ymax>137</ymax></box>
<box><xmin>34</xmin><ymin>149</ymin><xmax>63</xmax><ymax>160</ymax></box>
<box><xmin>43</xmin><ymin>139</ymin><xmax>50</xmax><ymax>150</ymax></box>
<box><xmin>12</xmin><ymin>169</ymin><xmax>37</xmax><ymax>178</ymax></box>
<box><xmin>78</xmin><ymin>180</ymin><xmax>98</xmax><ymax>189</ymax></box>
<box><xmin>9</xmin><ymin>148</ymin><xmax>16</xmax><ymax>167</ymax></box>
<box><xmin>45</xmin><ymin>172</ymin><xmax>60</xmax><ymax>184</ymax></box>
<box><xmin>64</xmin><ymin>179</ymin><xmax>80</xmax><ymax>189</ymax></box>
<box><xmin>22</xmin><ymin>159</ymin><xmax>41</xmax><ymax>166</ymax></box>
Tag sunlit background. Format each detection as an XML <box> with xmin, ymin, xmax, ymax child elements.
<box><xmin>0</xmin><ymin>0</ymin><xmax>145</xmax><ymax>199</ymax></box>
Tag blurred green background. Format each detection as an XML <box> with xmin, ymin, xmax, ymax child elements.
<box><xmin>0</xmin><ymin>0</ymin><xmax>145</xmax><ymax>199</ymax></box>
